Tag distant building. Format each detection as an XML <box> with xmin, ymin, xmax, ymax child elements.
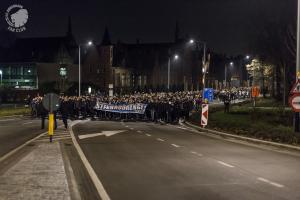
<box><xmin>0</xmin><ymin>17</ymin><xmax>78</xmax><ymax>93</ymax></box>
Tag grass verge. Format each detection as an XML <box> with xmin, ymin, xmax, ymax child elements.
<box><xmin>0</xmin><ymin>107</ymin><xmax>30</xmax><ymax>118</ymax></box>
<box><xmin>190</xmin><ymin>98</ymin><xmax>299</xmax><ymax>145</ymax></box>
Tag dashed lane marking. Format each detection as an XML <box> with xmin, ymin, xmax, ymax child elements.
<box><xmin>171</xmin><ymin>144</ymin><xmax>180</xmax><ymax>148</ymax></box>
<box><xmin>145</xmin><ymin>134</ymin><xmax>151</xmax><ymax>137</ymax></box>
<box><xmin>257</xmin><ymin>177</ymin><xmax>284</xmax><ymax>188</ymax></box>
<box><xmin>217</xmin><ymin>161</ymin><xmax>235</xmax><ymax>168</ymax></box>
<box><xmin>130</xmin><ymin>128</ymin><xmax>134</xmax><ymax>130</ymax></box>
<box><xmin>177</xmin><ymin>126</ymin><xmax>187</xmax><ymax>130</ymax></box>
<box><xmin>137</xmin><ymin>131</ymin><xmax>143</xmax><ymax>133</ymax></box>
<box><xmin>156</xmin><ymin>138</ymin><xmax>165</xmax><ymax>142</ymax></box>
<box><xmin>190</xmin><ymin>151</ymin><xmax>203</xmax><ymax>156</ymax></box>
<box><xmin>22</xmin><ymin>122</ymin><xmax>33</xmax><ymax>125</ymax></box>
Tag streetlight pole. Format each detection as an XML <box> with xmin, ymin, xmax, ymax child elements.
<box><xmin>224</xmin><ymin>64</ymin><xmax>227</xmax><ymax>88</ymax></box>
<box><xmin>78</xmin><ymin>45</ymin><xmax>81</xmax><ymax>96</ymax></box>
<box><xmin>167</xmin><ymin>57</ymin><xmax>170</xmax><ymax>90</ymax></box>
<box><xmin>294</xmin><ymin>0</ymin><xmax>300</xmax><ymax>132</ymax></box>
<box><xmin>78</xmin><ymin>41</ymin><xmax>93</xmax><ymax>97</ymax></box>
<box><xmin>0</xmin><ymin>70</ymin><xmax>2</xmax><ymax>85</ymax></box>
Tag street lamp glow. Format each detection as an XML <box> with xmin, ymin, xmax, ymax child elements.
<box><xmin>230</xmin><ymin>62</ymin><xmax>234</xmax><ymax>66</ymax></box>
<box><xmin>88</xmin><ymin>41</ymin><xmax>93</xmax><ymax>46</ymax></box>
<box><xmin>246</xmin><ymin>55</ymin><xmax>250</xmax><ymax>60</ymax></box>
<box><xmin>189</xmin><ymin>39</ymin><xmax>194</xmax><ymax>44</ymax></box>
<box><xmin>174</xmin><ymin>54</ymin><xmax>179</xmax><ymax>60</ymax></box>
<box><xmin>0</xmin><ymin>70</ymin><xmax>2</xmax><ymax>75</ymax></box>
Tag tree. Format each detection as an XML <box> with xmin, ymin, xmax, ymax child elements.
<box><xmin>246</xmin><ymin>58</ymin><xmax>273</xmax><ymax>97</ymax></box>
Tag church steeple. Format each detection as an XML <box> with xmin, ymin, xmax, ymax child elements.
<box><xmin>102</xmin><ymin>26</ymin><xmax>111</xmax><ymax>46</ymax></box>
<box><xmin>66</xmin><ymin>16</ymin><xmax>73</xmax><ymax>37</ymax></box>
<box><xmin>174</xmin><ymin>20</ymin><xmax>180</xmax><ymax>43</ymax></box>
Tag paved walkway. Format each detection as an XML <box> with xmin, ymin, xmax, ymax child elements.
<box><xmin>0</xmin><ymin>137</ymin><xmax>71</xmax><ymax>200</ymax></box>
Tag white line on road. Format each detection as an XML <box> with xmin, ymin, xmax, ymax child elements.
<box><xmin>125</xmin><ymin>126</ymin><xmax>129</xmax><ymax>128</ymax></box>
<box><xmin>70</xmin><ymin>121</ymin><xmax>111</xmax><ymax>200</ymax></box>
<box><xmin>157</xmin><ymin>138</ymin><xmax>165</xmax><ymax>142</ymax></box>
<box><xmin>137</xmin><ymin>130</ymin><xmax>143</xmax><ymax>133</ymax></box>
<box><xmin>145</xmin><ymin>134</ymin><xmax>151</xmax><ymax>137</ymax></box>
<box><xmin>217</xmin><ymin>161</ymin><xmax>235</xmax><ymax>168</ymax></box>
<box><xmin>177</xmin><ymin>126</ymin><xmax>187</xmax><ymax>130</ymax></box>
<box><xmin>171</xmin><ymin>144</ymin><xmax>180</xmax><ymax>148</ymax></box>
<box><xmin>190</xmin><ymin>151</ymin><xmax>203</xmax><ymax>156</ymax></box>
<box><xmin>130</xmin><ymin>128</ymin><xmax>134</xmax><ymax>130</ymax></box>
<box><xmin>257</xmin><ymin>177</ymin><xmax>284</xmax><ymax>188</ymax></box>
<box><xmin>0</xmin><ymin>118</ymin><xmax>16</xmax><ymax>122</ymax></box>
<box><xmin>23</xmin><ymin>122</ymin><xmax>33</xmax><ymax>125</ymax></box>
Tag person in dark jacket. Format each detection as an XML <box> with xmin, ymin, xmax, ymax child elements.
<box><xmin>60</xmin><ymin>97</ymin><xmax>69</xmax><ymax>129</ymax></box>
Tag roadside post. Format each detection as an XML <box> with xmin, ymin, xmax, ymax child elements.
<box><xmin>42</xmin><ymin>93</ymin><xmax>60</xmax><ymax>142</ymax></box>
<box><xmin>289</xmin><ymin>79</ymin><xmax>300</xmax><ymax>132</ymax></box>
<box><xmin>201</xmin><ymin>103</ymin><xmax>209</xmax><ymax>128</ymax></box>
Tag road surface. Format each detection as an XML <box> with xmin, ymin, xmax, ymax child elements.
<box><xmin>71</xmin><ymin>120</ymin><xmax>300</xmax><ymax>200</ymax></box>
<box><xmin>0</xmin><ymin>116</ymin><xmax>51</xmax><ymax>157</ymax></box>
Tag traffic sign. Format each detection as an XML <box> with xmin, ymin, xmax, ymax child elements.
<box><xmin>289</xmin><ymin>94</ymin><xmax>300</xmax><ymax>112</ymax></box>
<box><xmin>290</xmin><ymin>79</ymin><xmax>300</xmax><ymax>94</ymax></box>
<box><xmin>42</xmin><ymin>93</ymin><xmax>60</xmax><ymax>112</ymax></box>
<box><xmin>204</xmin><ymin>88</ymin><xmax>214</xmax><ymax>103</ymax></box>
<box><xmin>201</xmin><ymin>104</ymin><xmax>209</xmax><ymax>127</ymax></box>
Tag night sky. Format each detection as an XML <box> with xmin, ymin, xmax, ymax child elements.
<box><xmin>0</xmin><ymin>0</ymin><xmax>297</xmax><ymax>55</ymax></box>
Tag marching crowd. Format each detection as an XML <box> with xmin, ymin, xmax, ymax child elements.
<box><xmin>29</xmin><ymin>88</ymin><xmax>251</xmax><ymax>129</ymax></box>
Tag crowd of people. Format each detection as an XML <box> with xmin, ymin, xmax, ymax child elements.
<box><xmin>29</xmin><ymin>88</ymin><xmax>251</xmax><ymax>129</ymax></box>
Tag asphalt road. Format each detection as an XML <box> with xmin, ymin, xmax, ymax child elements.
<box><xmin>73</xmin><ymin>120</ymin><xmax>300</xmax><ymax>200</ymax></box>
<box><xmin>0</xmin><ymin>117</ymin><xmax>49</xmax><ymax>157</ymax></box>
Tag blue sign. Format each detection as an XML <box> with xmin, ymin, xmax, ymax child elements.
<box><xmin>204</xmin><ymin>88</ymin><xmax>214</xmax><ymax>103</ymax></box>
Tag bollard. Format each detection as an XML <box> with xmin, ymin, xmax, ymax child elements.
<box><xmin>48</xmin><ymin>113</ymin><xmax>54</xmax><ymax>142</ymax></box>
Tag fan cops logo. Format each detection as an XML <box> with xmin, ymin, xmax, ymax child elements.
<box><xmin>5</xmin><ymin>4</ymin><xmax>29</xmax><ymax>32</ymax></box>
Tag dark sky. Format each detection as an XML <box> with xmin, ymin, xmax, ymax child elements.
<box><xmin>0</xmin><ymin>0</ymin><xmax>297</xmax><ymax>55</ymax></box>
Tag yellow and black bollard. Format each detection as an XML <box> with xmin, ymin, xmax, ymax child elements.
<box><xmin>48</xmin><ymin>113</ymin><xmax>54</xmax><ymax>142</ymax></box>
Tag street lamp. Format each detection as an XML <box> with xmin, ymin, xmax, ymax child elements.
<box><xmin>189</xmin><ymin>39</ymin><xmax>207</xmax><ymax>99</ymax></box>
<box><xmin>0</xmin><ymin>70</ymin><xmax>2</xmax><ymax>85</ymax></box>
<box><xmin>246</xmin><ymin>55</ymin><xmax>250</xmax><ymax>60</ymax></box>
<box><xmin>78</xmin><ymin>40</ymin><xmax>93</xmax><ymax>96</ymax></box>
<box><xmin>167</xmin><ymin>54</ymin><xmax>179</xmax><ymax>90</ymax></box>
<box><xmin>225</xmin><ymin>62</ymin><xmax>234</xmax><ymax>88</ymax></box>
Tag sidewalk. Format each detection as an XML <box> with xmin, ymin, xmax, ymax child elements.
<box><xmin>0</xmin><ymin>135</ymin><xmax>71</xmax><ymax>200</ymax></box>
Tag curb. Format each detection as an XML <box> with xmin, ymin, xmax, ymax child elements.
<box><xmin>183</xmin><ymin>121</ymin><xmax>300</xmax><ymax>152</ymax></box>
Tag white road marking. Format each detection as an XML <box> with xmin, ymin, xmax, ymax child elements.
<box><xmin>145</xmin><ymin>134</ymin><xmax>151</xmax><ymax>137</ymax></box>
<box><xmin>257</xmin><ymin>177</ymin><xmax>284</xmax><ymax>188</ymax></box>
<box><xmin>23</xmin><ymin>122</ymin><xmax>33</xmax><ymax>125</ymax></box>
<box><xmin>130</xmin><ymin>128</ymin><xmax>134</xmax><ymax>130</ymax></box>
<box><xmin>171</xmin><ymin>144</ymin><xmax>180</xmax><ymax>148</ymax></box>
<box><xmin>217</xmin><ymin>161</ymin><xmax>235</xmax><ymax>168</ymax></box>
<box><xmin>177</xmin><ymin>126</ymin><xmax>187</xmax><ymax>130</ymax></box>
<box><xmin>125</xmin><ymin>126</ymin><xmax>129</xmax><ymax>128</ymax></box>
<box><xmin>70</xmin><ymin>121</ymin><xmax>111</xmax><ymax>200</ymax></box>
<box><xmin>137</xmin><ymin>130</ymin><xmax>143</xmax><ymax>133</ymax></box>
<box><xmin>190</xmin><ymin>151</ymin><xmax>203</xmax><ymax>156</ymax></box>
<box><xmin>0</xmin><ymin>118</ymin><xmax>16</xmax><ymax>122</ymax></box>
<box><xmin>78</xmin><ymin>130</ymin><xmax>126</xmax><ymax>139</ymax></box>
<box><xmin>157</xmin><ymin>138</ymin><xmax>165</xmax><ymax>142</ymax></box>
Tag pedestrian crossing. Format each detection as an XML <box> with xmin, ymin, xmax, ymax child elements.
<box><xmin>34</xmin><ymin>129</ymin><xmax>71</xmax><ymax>143</ymax></box>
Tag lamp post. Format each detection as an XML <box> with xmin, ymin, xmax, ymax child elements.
<box><xmin>224</xmin><ymin>62</ymin><xmax>234</xmax><ymax>88</ymax></box>
<box><xmin>294</xmin><ymin>0</ymin><xmax>300</xmax><ymax>132</ymax></box>
<box><xmin>189</xmin><ymin>39</ymin><xmax>207</xmax><ymax>100</ymax></box>
<box><xmin>78</xmin><ymin>41</ymin><xmax>93</xmax><ymax>96</ymax></box>
<box><xmin>167</xmin><ymin>54</ymin><xmax>179</xmax><ymax>90</ymax></box>
<box><xmin>0</xmin><ymin>70</ymin><xmax>2</xmax><ymax>85</ymax></box>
